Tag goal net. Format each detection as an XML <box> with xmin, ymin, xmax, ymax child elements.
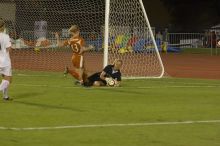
<box><xmin>0</xmin><ymin>0</ymin><xmax>164</xmax><ymax>78</ymax></box>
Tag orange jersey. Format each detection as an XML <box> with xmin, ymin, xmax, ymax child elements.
<box><xmin>64</xmin><ymin>36</ymin><xmax>85</xmax><ymax>54</ymax></box>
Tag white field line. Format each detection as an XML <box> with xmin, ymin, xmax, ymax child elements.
<box><xmin>12</xmin><ymin>83</ymin><xmax>220</xmax><ymax>89</ymax></box>
<box><xmin>0</xmin><ymin>120</ymin><xmax>220</xmax><ymax>131</ymax></box>
<box><xmin>15</xmin><ymin>74</ymin><xmax>51</xmax><ymax>77</ymax></box>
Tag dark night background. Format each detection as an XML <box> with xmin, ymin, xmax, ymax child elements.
<box><xmin>143</xmin><ymin>0</ymin><xmax>220</xmax><ymax>32</ymax></box>
<box><xmin>11</xmin><ymin>0</ymin><xmax>220</xmax><ymax>33</ymax></box>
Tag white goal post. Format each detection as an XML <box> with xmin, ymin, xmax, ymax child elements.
<box><xmin>0</xmin><ymin>0</ymin><xmax>164</xmax><ymax>78</ymax></box>
<box><xmin>104</xmin><ymin>0</ymin><xmax>164</xmax><ymax>79</ymax></box>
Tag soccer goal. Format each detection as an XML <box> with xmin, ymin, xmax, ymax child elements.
<box><xmin>0</xmin><ymin>0</ymin><xmax>164</xmax><ymax>78</ymax></box>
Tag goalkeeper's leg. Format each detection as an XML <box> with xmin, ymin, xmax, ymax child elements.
<box><xmin>82</xmin><ymin>72</ymin><xmax>99</xmax><ymax>87</ymax></box>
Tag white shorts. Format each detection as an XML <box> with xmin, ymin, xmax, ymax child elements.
<box><xmin>0</xmin><ymin>66</ymin><xmax>12</xmax><ymax>76</ymax></box>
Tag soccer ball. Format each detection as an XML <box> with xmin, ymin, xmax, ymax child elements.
<box><xmin>107</xmin><ymin>78</ymin><xmax>116</xmax><ymax>87</ymax></box>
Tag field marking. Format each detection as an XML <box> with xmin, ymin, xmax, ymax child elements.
<box><xmin>15</xmin><ymin>74</ymin><xmax>51</xmax><ymax>77</ymax></box>
<box><xmin>0</xmin><ymin>120</ymin><xmax>220</xmax><ymax>131</ymax></box>
<box><xmin>13</xmin><ymin>83</ymin><xmax>220</xmax><ymax>89</ymax></box>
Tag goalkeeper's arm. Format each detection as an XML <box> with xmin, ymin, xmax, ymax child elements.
<box><xmin>100</xmin><ymin>71</ymin><xmax>112</xmax><ymax>83</ymax></box>
<box><xmin>100</xmin><ymin>71</ymin><xmax>107</xmax><ymax>81</ymax></box>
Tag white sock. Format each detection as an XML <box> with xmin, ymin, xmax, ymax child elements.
<box><xmin>3</xmin><ymin>87</ymin><xmax>8</xmax><ymax>99</ymax></box>
<box><xmin>0</xmin><ymin>81</ymin><xmax>4</xmax><ymax>91</ymax></box>
<box><xmin>0</xmin><ymin>80</ymin><xmax>9</xmax><ymax>98</ymax></box>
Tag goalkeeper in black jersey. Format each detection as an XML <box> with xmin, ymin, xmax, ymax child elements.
<box><xmin>82</xmin><ymin>59</ymin><xmax>122</xmax><ymax>87</ymax></box>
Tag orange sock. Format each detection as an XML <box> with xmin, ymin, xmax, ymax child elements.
<box><xmin>68</xmin><ymin>69</ymin><xmax>80</xmax><ymax>80</ymax></box>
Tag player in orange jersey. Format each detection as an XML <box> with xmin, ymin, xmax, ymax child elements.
<box><xmin>55</xmin><ymin>25</ymin><xmax>93</xmax><ymax>82</ymax></box>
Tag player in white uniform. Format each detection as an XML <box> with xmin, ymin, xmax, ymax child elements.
<box><xmin>0</xmin><ymin>18</ymin><xmax>12</xmax><ymax>100</ymax></box>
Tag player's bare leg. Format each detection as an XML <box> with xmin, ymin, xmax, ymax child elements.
<box><xmin>82</xmin><ymin>70</ymin><xmax>88</xmax><ymax>83</ymax></box>
<box><xmin>63</xmin><ymin>66</ymin><xmax>81</xmax><ymax>79</ymax></box>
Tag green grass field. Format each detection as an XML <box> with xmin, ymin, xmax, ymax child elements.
<box><xmin>1</xmin><ymin>71</ymin><xmax>220</xmax><ymax>146</ymax></box>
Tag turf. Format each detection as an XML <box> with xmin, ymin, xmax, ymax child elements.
<box><xmin>0</xmin><ymin>70</ymin><xmax>220</xmax><ymax>146</ymax></box>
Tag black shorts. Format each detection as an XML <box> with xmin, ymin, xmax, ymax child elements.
<box><xmin>83</xmin><ymin>72</ymin><xmax>107</xmax><ymax>87</ymax></box>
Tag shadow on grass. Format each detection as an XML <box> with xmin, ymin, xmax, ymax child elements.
<box><xmin>13</xmin><ymin>92</ymin><xmax>43</xmax><ymax>100</ymax></box>
<box><xmin>13</xmin><ymin>100</ymin><xmax>86</xmax><ymax>112</ymax></box>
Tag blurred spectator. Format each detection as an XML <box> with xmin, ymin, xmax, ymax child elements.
<box><xmin>162</xmin><ymin>28</ymin><xmax>168</xmax><ymax>42</ymax></box>
<box><xmin>156</xmin><ymin>31</ymin><xmax>163</xmax><ymax>41</ymax></box>
<box><xmin>203</xmin><ymin>31</ymin><xmax>209</xmax><ymax>47</ymax></box>
<box><xmin>211</xmin><ymin>31</ymin><xmax>216</xmax><ymax>48</ymax></box>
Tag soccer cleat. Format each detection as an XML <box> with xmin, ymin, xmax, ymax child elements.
<box><xmin>3</xmin><ymin>97</ymin><xmax>13</xmax><ymax>101</ymax></box>
<box><xmin>74</xmin><ymin>80</ymin><xmax>83</xmax><ymax>86</ymax></box>
<box><xmin>74</xmin><ymin>80</ymin><xmax>80</xmax><ymax>85</ymax></box>
<box><xmin>63</xmin><ymin>66</ymin><xmax>69</xmax><ymax>77</ymax></box>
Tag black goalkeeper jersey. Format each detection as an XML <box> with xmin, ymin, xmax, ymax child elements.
<box><xmin>103</xmin><ymin>65</ymin><xmax>121</xmax><ymax>81</ymax></box>
<box><xmin>84</xmin><ymin>65</ymin><xmax>122</xmax><ymax>86</ymax></box>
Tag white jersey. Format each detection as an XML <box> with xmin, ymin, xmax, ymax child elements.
<box><xmin>0</xmin><ymin>32</ymin><xmax>11</xmax><ymax>67</ymax></box>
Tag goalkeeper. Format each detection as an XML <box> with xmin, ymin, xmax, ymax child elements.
<box><xmin>82</xmin><ymin>59</ymin><xmax>123</xmax><ymax>87</ymax></box>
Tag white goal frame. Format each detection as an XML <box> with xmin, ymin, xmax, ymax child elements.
<box><xmin>104</xmin><ymin>0</ymin><xmax>164</xmax><ymax>79</ymax></box>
